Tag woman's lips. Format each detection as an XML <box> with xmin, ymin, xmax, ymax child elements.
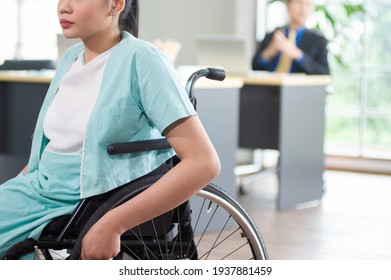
<box><xmin>60</xmin><ymin>19</ymin><xmax>74</xmax><ymax>29</ymax></box>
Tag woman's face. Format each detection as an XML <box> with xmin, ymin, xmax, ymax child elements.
<box><xmin>57</xmin><ymin>0</ymin><xmax>114</xmax><ymax>41</ymax></box>
<box><xmin>287</xmin><ymin>0</ymin><xmax>314</xmax><ymax>27</ymax></box>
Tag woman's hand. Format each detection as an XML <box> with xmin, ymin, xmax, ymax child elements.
<box><xmin>80</xmin><ymin>212</ymin><xmax>122</xmax><ymax>260</ymax></box>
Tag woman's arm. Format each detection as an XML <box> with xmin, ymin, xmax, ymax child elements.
<box><xmin>80</xmin><ymin>116</ymin><xmax>221</xmax><ymax>259</ymax></box>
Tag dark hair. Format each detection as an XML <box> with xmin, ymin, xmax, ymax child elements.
<box><xmin>120</xmin><ymin>0</ymin><xmax>139</xmax><ymax>37</ymax></box>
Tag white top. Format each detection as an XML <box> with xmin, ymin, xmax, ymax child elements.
<box><xmin>44</xmin><ymin>48</ymin><xmax>114</xmax><ymax>154</ymax></box>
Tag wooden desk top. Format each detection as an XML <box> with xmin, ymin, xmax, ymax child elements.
<box><xmin>0</xmin><ymin>70</ymin><xmax>54</xmax><ymax>84</ymax></box>
<box><xmin>194</xmin><ymin>77</ymin><xmax>243</xmax><ymax>89</ymax></box>
<box><xmin>0</xmin><ymin>70</ymin><xmax>244</xmax><ymax>93</ymax></box>
<box><xmin>231</xmin><ymin>72</ymin><xmax>332</xmax><ymax>87</ymax></box>
<box><xmin>0</xmin><ymin>70</ymin><xmax>331</xmax><ymax>88</ymax></box>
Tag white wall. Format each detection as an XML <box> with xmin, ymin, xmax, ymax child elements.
<box><xmin>234</xmin><ymin>0</ymin><xmax>258</xmax><ymax>66</ymax></box>
<box><xmin>0</xmin><ymin>1</ymin><xmax>259</xmax><ymax>65</ymax></box>
<box><xmin>139</xmin><ymin>0</ymin><xmax>257</xmax><ymax>66</ymax></box>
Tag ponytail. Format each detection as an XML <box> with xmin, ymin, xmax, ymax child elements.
<box><xmin>120</xmin><ymin>0</ymin><xmax>139</xmax><ymax>37</ymax></box>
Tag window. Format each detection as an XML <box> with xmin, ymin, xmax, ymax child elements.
<box><xmin>260</xmin><ymin>0</ymin><xmax>391</xmax><ymax>160</ymax></box>
<box><xmin>324</xmin><ymin>0</ymin><xmax>391</xmax><ymax>160</ymax></box>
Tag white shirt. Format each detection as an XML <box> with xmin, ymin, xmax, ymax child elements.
<box><xmin>44</xmin><ymin>48</ymin><xmax>113</xmax><ymax>154</ymax></box>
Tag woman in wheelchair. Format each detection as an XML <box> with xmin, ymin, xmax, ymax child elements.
<box><xmin>0</xmin><ymin>0</ymin><xmax>220</xmax><ymax>259</ymax></box>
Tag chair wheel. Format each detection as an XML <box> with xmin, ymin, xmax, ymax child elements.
<box><xmin>239</xmin><ymin>184</ymin><xmax>250</xmax><ymax>195</ymax></box>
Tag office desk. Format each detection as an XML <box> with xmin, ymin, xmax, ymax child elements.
<box><xmin>238</xmin><ymin>74</ymin><xmax>331</xmax><ymax>209</ymax></box>
<box><xmin>0</xmin><ymin>72</ymin><xmax>51</xmax><ymax>182</ymax></box>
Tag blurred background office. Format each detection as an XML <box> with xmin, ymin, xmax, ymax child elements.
<box><xmin>1</xmin><ymin>0</ymin><xmax>390</xmax><ymax>169</ymax></box>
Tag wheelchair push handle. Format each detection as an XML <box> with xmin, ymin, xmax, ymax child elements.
<box><xmin>185</xmin><ymin>67</ymin><xmax>226</xmax><ymax>100</ymax></box>
<box><xmin>205</xmin><ymin>67</ymin><xmax>226</xmax><ymax>81</ymax></box>
<box><xmin>107</xmin><ymin>67</ymin><xmax>226</xmax><ymax>155</ymax></box>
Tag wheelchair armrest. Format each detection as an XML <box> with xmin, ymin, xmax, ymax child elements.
<box><xmin>107</xmin><ymin>138</ymin><xmax>171</xmax><ymax>155</ymax></box>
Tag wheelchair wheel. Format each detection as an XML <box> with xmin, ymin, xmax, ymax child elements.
<box><xmin>190</xmin><ymin>184</ymin><xmax>269</xmax><ymax>260</ymax></box>
<box><xmin>68</xmin><ymin>174</ymin><xmax>268</xmax><ymax>260</ymax></box>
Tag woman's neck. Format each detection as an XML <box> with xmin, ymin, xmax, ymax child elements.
<box><xmin>83</xmin><ymin>31</ymin><xmax>121</xmax><ymax>64</ymax></box>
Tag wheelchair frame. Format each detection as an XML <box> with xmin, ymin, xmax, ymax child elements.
<box><xmin>3</xmin><ymin>68</ymin><xmax>269</xmax><ymax>260</ymax></box>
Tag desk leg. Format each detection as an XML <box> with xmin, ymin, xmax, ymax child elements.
<box><xmin>278</xmin><ymin>85</ymin><xmax>326</xmax><ymax>209</ymax></box>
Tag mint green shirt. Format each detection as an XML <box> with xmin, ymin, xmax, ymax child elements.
<box><xmin>28</xmin><ymin>32</ymin><xmax>197</xmax><ymax>198</ymax></box>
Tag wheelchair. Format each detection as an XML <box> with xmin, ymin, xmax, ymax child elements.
<box><xmin>3</xmin><ymin>68</ymin><xmax>269</xmax><ymax>260</ymax></box>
